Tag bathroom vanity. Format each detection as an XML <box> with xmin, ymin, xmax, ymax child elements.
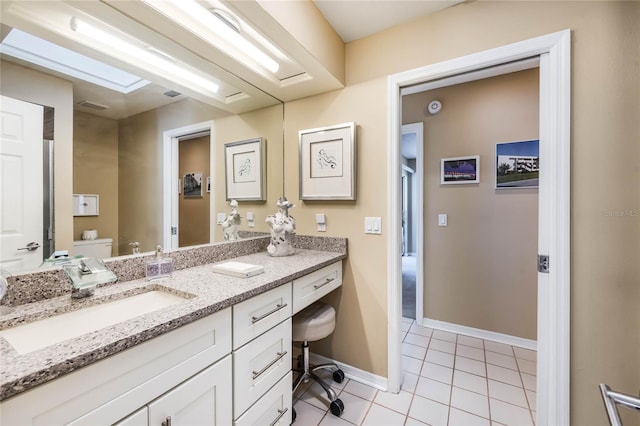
<box><xmin>0</xmin><ymin>236</ymin><xmax>346</xmax><ymax>425</ymax></box>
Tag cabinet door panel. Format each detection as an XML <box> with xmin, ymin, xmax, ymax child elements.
<box><xmin>148</xmin><ymin>356</ymin><xmax>232</xmax><ymax>426</ymax></box>
<box><xmin>233</xmin><ymin>320</ymin><xmax>291</xmax><ymax>417</ymax></box>
<box><xmin>292</xmin><ymin>262</ymin><xmax>342</xmax><ymax>314</ymax></box>
<box><xmin>234</xmin><ymin>372</ymin><xmax>292</xmax><ymax>426</ymax></box>
<box><xmin>113</xmin><ymin>407</ymin><xmax>148</xmax><ymax>426</ymax></box>
<box><xmin>233</xmin><ymin>283</ymin><xmax>292</xmax><ymax>350</ymax></box>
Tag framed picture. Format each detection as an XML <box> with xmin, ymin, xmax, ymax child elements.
<box><xmin>496</xmin><ymin>140</ymin><xmax>539</xmax><ymax>189</ymax></box>
<box><xmin>441</xmin><ymin>156</ymin><xmax>480</xmax><ymax>185</ymax></box>
<box><xmin>183</xmin><ymin>172</ymin><xmax>203</xmax><ymax>197</ymax></box>
<box><xmin>224</xmin><ymin>137</ymin><xmax>265</xmax><ymax>200</ymax></box>
<box><xmin>299</xmin><ymin>122</ymin><xmax>356</xmax><ymax>200</ymax></box>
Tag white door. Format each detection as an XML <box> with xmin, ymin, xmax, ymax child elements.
<box><xmin>0</xmin><ymin>95</ymin><xmax>44</xmax><ymax>273</ymax></box>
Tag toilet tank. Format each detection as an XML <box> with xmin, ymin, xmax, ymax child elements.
<box><xmin>72</xmin><ymin>238</ymin><xmax>113</xmax><ymax>258</ymax></box>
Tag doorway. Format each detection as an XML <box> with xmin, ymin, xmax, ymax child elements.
<box><xmin>401</xmin><ymin>122</ymin><xmax>424</xmax><ymax>322</ymax></box>
<box><xmin>387</xmin><ymin>30</ymin><xmax>571</xmax><ymax>425</ymax></box>
<box><xmin>162</xmin><ymin>121</ymin><xmax>215</xmax><ymax>250</ymax></box>
<box><xmin>178</xmin><ymin>133</ymin><xmax>210</xmax><ymax>247</ymax></box>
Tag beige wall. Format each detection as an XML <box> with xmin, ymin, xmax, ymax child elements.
<box><xmin>214</xmin><ymin>103</ymin><xmax>285</xmax><ymax>241</ymax></box>
<box><xmin>118</xmin><ymin>99</ymin><xmax>220</xmax><ymax>255</ymax></box>
<box><xmin>72</xmin><ymin>111</ymin><xmax>119</xmax><ymax>252</ymax></box>
<box><xmin>403</xmin><ymin>69</ymin><xmax>539</xmax><ymax>340</ymax></box>
<box><xmin>0</xmin><ymin>60</ymin><xmax>74</xmax><ymax>254</ymax></box>
<box><xmin>283</xmin><ymin>2</ymin><xmax>639</xmax><ymax>424</ymax></box>
<box><xmin>118</xmin><ymin>99</ymin><xmax>284</xmax><ymax>254</ymax></box>
<box><xmin>178</xmin><ymin>136</ymin><xmax>210</xmax><ymax>247</ymax></box>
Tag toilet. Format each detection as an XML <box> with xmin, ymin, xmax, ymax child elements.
<box><xmin>72</xmin><ymin>238</ymin><xmax>113</xmax><ymax>258</ymax></box>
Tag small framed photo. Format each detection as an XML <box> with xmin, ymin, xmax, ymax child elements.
<box><xmin>183</xmin><ymin>172</ymin><xmax>203</xmax><ymax>197</ymax></box>
<box><xmin>299</xmin><ymin>122</ymin><xmax>356</xmax><ymax>200</ymax></box>
<box><xmin>441</xmin><ymin>156</ymin><xmax>480</xmax><ymax>185</ymax></box>
<box><xmin>496</xmin><ymin>140</ymin><xmax>539</xmax><ymax>189</ymax></box>
<box><xmin>224</xmin><ymin>137</ymin><xmax>265</xmax><ymax>201</ymax></box>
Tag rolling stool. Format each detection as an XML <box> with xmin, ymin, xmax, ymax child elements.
<box><xmin>292</xmin><ymin>302</ymin><xmax>345</xmax><ymax>420</ymax></box>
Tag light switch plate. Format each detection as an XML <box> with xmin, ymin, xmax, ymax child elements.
<box><xmin>438</xmin><ymin>214</ymin><xmax>448</xmax><ymax>227</ymax></box>
<box><xmin>364</xmin><ymin>217</ymin><xmax>382</xmax><ymax>234</ymax></box>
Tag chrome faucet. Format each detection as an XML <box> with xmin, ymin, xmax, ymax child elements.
<box><xmin>65</xmin><ymin>258</ymin><xmax>117</xmax><ymax>299</ymax></box>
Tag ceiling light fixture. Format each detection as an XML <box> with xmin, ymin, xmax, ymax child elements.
<box><xmin>69</xmin><ymin>17</ymin><xmax>219</xmax><ymax>94</ymax></box>
<box><xmin>140</xmin><ymin>0</ymin><xmax>279</xmax><ymax>74</ymax></box>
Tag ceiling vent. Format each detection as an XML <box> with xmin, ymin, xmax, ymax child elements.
<box><xmin>77</xmin><ymin>100</ymin><xmax>109</xmax><ymax>110</ymax></box>
<box><xmin>164</xmin><ymin>90</ymin><xmax>182</xmax><ymax>98</ymax></box>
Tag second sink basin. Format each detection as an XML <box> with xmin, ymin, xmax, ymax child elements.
<box><xmin>0</xmin><ymin>290</ymin><xmax>187</xmax><ymax>354</ymax></box>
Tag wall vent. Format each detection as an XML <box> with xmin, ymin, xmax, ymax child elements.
<box><xmin>77</xmin><ymin>100</ymin><xmax>109</xmax><ymax>110</ymax></box>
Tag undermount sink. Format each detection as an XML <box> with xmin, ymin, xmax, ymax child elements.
<box><xmin>0</xmin><ymin>290</ymin><xmax>187</xmax><ymax>354</ymax></box>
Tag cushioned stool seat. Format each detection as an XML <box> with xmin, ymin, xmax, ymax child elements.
<box><xmin>292</xmin><ymin>302</ymin><xmax>336</xmax><ymax>342</ymax></box>
<box><xmin>292</xmin><ymin>302</ymin><xmax>345</xmax><ymax>420</ymax></box>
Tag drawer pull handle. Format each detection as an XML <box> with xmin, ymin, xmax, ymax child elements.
<box><xmin>313</xmin><ymin>277</ymin><xmax>335</xmax><ymax>290</ymax></box>
<box><xmin>161</xmin><ymin>416</ymin><xmax>171</xmax><ymax>426</ymax></box>
<box><xmin>252</xmin><ymin>303</ymin><xmax>288</xmax><ymax>324</ymax></box>
<box><xmin>269</xmin><ymin>408</ymin><xmax>289</xmax><ymax>426</ymax></box>
<box><xmin>252</xmin><ymin>351</ymin><xmax>288</xmax><ymax>379</ymax></box>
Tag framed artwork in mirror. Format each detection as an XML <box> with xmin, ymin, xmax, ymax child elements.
<box><xmin>496</xmin><ymin>140</ymin><xmax>539</xmax><ymax>189</ymax></box>
<box><xmin>299</xmin><ymin>122</ymin><xmax>356</xmax><ymax>200</ymax></box>
<box><xmin>224</xmin><ymin>137</ymin><xmax>265</xmax><ymax>201</ymax></box>
<box><xmin>183</xmin><ymin>172</ymin><xmax>203</xmax><ymax>197</ymax></box>
<box><xmin>440</xmin><ymin>156</ymin><xmax>480</xmax><ymax>185</ymax></box>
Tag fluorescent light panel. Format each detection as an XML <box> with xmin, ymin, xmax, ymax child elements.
<box><xmin>0</xmin><ymin>28</ymin><xmax>150</xmax><ymax>93</ymax></box>
<box><xmin>141</xmin><ymin>0</ymin><xmax>279</xmax><ymax>74</ymax></box>
<box><xmin>69</xmin><ymin>17</ymin><xmax>219</xmax><ymax>95</ymax></box>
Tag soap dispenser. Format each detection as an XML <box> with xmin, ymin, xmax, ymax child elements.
<box><xmin>146</xmin><ymin>246</ymin><xmax>173</xmax><ymax>280</ymax></box>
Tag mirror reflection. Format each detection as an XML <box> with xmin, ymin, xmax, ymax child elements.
<box><xmin>0</xmin><ymin>2</ymin><xmax>284</xmax><ymax>274</ymax></box>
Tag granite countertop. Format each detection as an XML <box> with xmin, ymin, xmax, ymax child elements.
<box><xmin>0</xmin><ymin>248</ymin><xmax>346</xmax><ymax>401</ymax></box>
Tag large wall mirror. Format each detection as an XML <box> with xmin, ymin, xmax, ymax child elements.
<box><xmin>0</xmin><ymin>0</ymin><xmax>284</xmax><ymax>274</ymax></box>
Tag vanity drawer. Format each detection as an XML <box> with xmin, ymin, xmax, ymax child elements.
<box><xmin>233</xmin><ymin>283</ymin><xmax>292</xmax><ymax>350</ymax></box>
<box><xmin>233</xmin><ymin>319</ymin><xmax>291</xmax><ymax>418</ymax></box>
<box><xmin>292</xmin><ymin>262</ymin><xmax>342</xmax><ymax>314</ymax></box>
<box><xmin>234</xmin><ymin>372</ymin><xmax>292</xmax><ymax>426</ymax></box>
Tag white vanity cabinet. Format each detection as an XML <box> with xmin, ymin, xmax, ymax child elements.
<box><xmin>113</xmin><ymin>357</ymin><xmax>232</xmax><ymax>426</ymax></box>
<box><xmin>232</xmin><ymin>284</ymin><xmax>293</xmax><ymax>424</ymax></box>
<box><xmin>292</xmin><ymin>261</ymin><xmax>343</xmax><ymax>314</ymax></box>
<box><xmin>0</xmin><ymin>258</ymin><xmax>344</xmax><ymax>426</ymax></box>
<box><xmin>0</xmin><ymin>308</ymin><xmax>232</xmax><ymax>425</ymax></box>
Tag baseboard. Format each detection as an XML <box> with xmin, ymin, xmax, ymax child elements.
<box><xmin>421</xmin><ymin>318</ymin><xmax>537</xmax><ymax>351</ymax></box>
<box><xmin>307</xmin><ymin>352</ymin><xmax>389</xmax><ymax>392</ymax></box>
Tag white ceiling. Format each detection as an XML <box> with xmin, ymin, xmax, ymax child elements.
<box><xmin>313</xmin><ymin>0</ymin><xmax>465</xmax><ymax>43</ymax></box>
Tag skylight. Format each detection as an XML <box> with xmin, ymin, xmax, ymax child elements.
<box><xmin>0</xmin><ymin>28</ymin><xmax>150</xmax><ymax>93</ymax></box>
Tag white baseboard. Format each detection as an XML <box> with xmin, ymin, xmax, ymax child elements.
<box><xmin>307</xmin><ymin>352</ymin><xmax>389</xmax><ymax>392</ymax></box>
<box><xmin>421</xmin><ymin>318</ymin><xmax>537</xmax><ymax>351</ymax></box>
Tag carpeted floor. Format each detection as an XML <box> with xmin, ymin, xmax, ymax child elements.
<box><xmin>402</xmin><ymin>255</ymin><xmax>416</xmax><ymax>319</ymax></box>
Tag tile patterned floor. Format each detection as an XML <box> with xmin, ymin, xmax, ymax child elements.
<box><xmin>292</xmin><ymin>318</ymin><xmax>537</xmax><ymax>426</ymax></box>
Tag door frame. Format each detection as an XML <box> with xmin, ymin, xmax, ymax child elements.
<box><xmin>401</xmin><ymin>122</ymin><xmax>424</xmax><ymax>321</ymax></box>
<box><xmin>387</xmin><ymin>30</ymin><xmax>571</xmax><ymax>425</ymax></box>
<box><xmin>162</xmin><ymin>121</ymin><xmax>215</xmax><ymax>250</ymax></box>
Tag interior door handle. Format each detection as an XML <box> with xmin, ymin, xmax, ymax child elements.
<box><xmin>17</xmin><ymin>242</ymin><xmax>40</xmax><ymax>252</ymax></box>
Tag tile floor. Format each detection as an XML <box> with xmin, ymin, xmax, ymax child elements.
<box><xmin>292</xmin><ymin>317</ymin><xmax>536</xmax><ymax>426</ymax></box>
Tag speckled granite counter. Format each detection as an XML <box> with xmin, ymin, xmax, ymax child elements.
<box><xmin>0</xmin><ymin>246</ymin><xmax>346</xmax><ymax>401</ymax></box>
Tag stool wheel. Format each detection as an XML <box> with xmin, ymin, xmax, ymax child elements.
<box><xmin>292</xmin><ymin>407</ymin><xmax>297</xmax><ymax>423</ymax></box>
<box><xmin>330</xmin><ymin>398</ymin><xmax>344</xmax><ymax>416</ymax></box>
<box><xmin>333</xmin><ymin>369</ymin><xmax>345</xmax><ymax>383</ymax></box>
